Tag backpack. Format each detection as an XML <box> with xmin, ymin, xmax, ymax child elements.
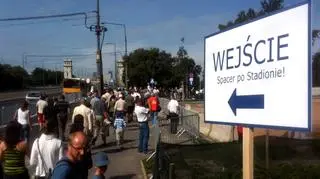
<box><xmin>51</xmin><ymin>158</ymin><xmax>73</xmax><ymax>179</ymax></box>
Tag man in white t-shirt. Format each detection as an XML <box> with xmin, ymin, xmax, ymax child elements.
<box><xmin>36</xmin><ymin>95</ymin><xmax>48</xmax><ymax>131</ymax></box>
<box><xmin>30</xmin><ymin>119</ymin><xmax>63</xmax><ymax>178</ymax></box>
<box><xmin>134</xmin><ymin>98</ymin><xmax>150</xmax><ymax>154</ymax></box>
<box><xmin>167</xmin><ymin>95</ymin><xmax>179</xmax><ymax>134</ymax></box>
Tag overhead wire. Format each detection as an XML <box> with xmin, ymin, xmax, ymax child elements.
<box><xmin>0</xmin><ymin>12</ymin><xmax>94</xmax><ymax>29</ymax></box>
<box><xmin>0</xmin><ymin>15</ymin><xmax>96</xmax><ymax>28</ymax></box>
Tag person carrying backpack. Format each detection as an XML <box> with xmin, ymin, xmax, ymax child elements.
<box><xmin>51</xmin><ymin>131</ymin><xmax>88</xmax><ymax>179</ymax></box>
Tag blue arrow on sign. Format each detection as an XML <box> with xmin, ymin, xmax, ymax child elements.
<box><xmin>228</xmin><ymin>88</ymin><xmax>264</xmax><ymax>116</ymax></box>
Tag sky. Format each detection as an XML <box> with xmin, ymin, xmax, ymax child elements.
<box><xmin>0</xmin><ymin>0</ymin><xmax>319</xmax><ymax>77</ymax></box>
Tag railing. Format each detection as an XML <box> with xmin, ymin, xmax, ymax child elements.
<box><xmin>148</xmin><ymin>98</ymin><xmax>201</xmax><ymax>178</ymax></box>
<box><xmin>152</xmin><ymin>134</ymin><xmax>175</xmax><ymax>179</ymax></box>
<box><xmin>159</xmin><ymin>98</ymin><xmax>200</xmax><ymax>143</ymax></box>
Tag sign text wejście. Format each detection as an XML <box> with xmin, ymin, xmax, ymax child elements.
<box><xmin>213</xmin><ymin>34</ymin><xmax>289</xmax><ymax>72</ymax></box>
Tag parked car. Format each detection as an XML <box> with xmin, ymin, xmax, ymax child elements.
<box><xmin>25</xmin><ymin>91</ymin><xmax>41</xmax><ymax>102</ymax></box>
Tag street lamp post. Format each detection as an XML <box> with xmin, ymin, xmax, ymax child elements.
<box><xmin>105</xmin><ymin>43</ymin><xmax>117</xmax><ymax>86</ymax></box>
<box><xmin>102</xmin><ymin>22</ymin><xmax>128</xmax><ymax>88</ymax></box>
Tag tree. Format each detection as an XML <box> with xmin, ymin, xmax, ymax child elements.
<box><xmin>260</xmin><ymin>0</ymin><xmax>284</xmax><ymax>14</ymax></box>
<box><xmin>123</xmin><ymin>48</ymin><xmax>174</xmax><ymax>88</ymax></box>
<box><xmin>313</xmin><ymin>52</ymin><xmax>320</xmax><ymax>87</ymax></box>
<box><xmin>123</xmin><ymin>47</ymin><xmax>202</xmax><ymax>90</ymax></box>
<box><xmin>313</xmin><ymin>30</ymin><xmax>320</xmax><ymax>46</ymax></box>
<box><xmin>218</xmin><ymin>0</ymin><xmax>284</xmax><ymax>31</ymax></box>
<box><xmin>31</xmin><ymin>67</ymin><xmax>63</xmax><ymax>86</ymax></box>
<box><xmin>0</xmin><ymin>64</ymin><xmax>29</xmax><ymax>91</ymax></box>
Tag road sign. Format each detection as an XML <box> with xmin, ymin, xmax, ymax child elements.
<box><xmin>204</xmin><ymin>2</ymin><xmax>311</xmax><ymax>131</ymax></box>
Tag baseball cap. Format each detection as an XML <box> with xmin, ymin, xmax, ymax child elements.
<box><xmin>93</xmin><ymin>152</ymin><xmax>109</xmax><ymax>167</ymax></box>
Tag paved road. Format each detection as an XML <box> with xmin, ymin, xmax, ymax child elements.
<box><xmin>89</xmin><ymin>122</ymin><xmax>148</xmax><ymax>179</ymax></box>
<box><xmin>0</xmin><ymin>86</ymin><xmax>61</xmax><ymax>103</ymax></box>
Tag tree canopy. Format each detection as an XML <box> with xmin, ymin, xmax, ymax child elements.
<box><xmin>217</xmin><ymin>0</ymin><xmax>320</xmax><ymax>87</ymax></box>
<box><xmin>123</xmin><ymin>47</ymin><xmax>202</xmax><ymax>89</ymax></box>
<box><xmin>0</xmin><ymin>63</ymin><xmax>63</xmax><ymax>91</ymax></box>
<box><xmin>218</xmin><ymin>0</ymin><xmax>284</xmax><ymax>31</ymax></box>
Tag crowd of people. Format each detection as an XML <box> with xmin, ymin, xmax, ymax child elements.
<box><xmin>0</xmin><ymin>85</ymin><xmax>181</xmax><ymax>179</ymax></box>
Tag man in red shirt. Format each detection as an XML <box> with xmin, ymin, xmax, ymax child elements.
<box><xmin>147</xmin><ymin>93</ymin><xmax>160</xmax><ymax>125</ymax></box>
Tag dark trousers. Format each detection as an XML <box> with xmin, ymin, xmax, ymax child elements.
<box><xmin>169</xmin><ymin>112</ymin><xmax>179</xmax><ymax>134</ymax></box>
<box><xmin>57</xmin><ymin>114</ymin><xmax>67</xmax><ymax>141</ymax></box>
<box><xmin>21</xmin><ymin>124</ymin><xmax>30</xmax><ymax>143</ymax></box>
<box><xmin>138</xmin><ymin>122</ymin><xmax>149</xmax><ymax>153</ymax></box>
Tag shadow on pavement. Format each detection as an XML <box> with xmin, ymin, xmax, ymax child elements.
<box><xmin>108</xmin><ymin>174</ymin><xmax>136</xmax><ymax>179</ymax></box>
<box><xmin>91</xmin><ymin>139</ymin><xmax>135</xmax><ymax>150</ymax></box>
<box><xmin>101</xmin><ymin>145</ymin><xmax>138</xmax><ymax>154</ymax></box>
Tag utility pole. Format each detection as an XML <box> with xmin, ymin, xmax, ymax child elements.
<box><xmin>101</xmin><ymin>22</ymin><xmax>128</xmax><ymax>89</ymax></box>
<box><xmin>124</xmin><ymin>26</ymin><xmax>128</xmax><ymax>89</ymax></box>
<box><xmin>55</xmin><ymin>64</ymin><xmax>58</xmax><ymax>85</ymax></box>
<box><xmin>94</xmin><ymin>0</ymin><xmax>105</xmax><ymax>96</ymax></box>
<box><xmin>180</xmin><ymin>37</ymin><xmax>185</xmax><ymax>100</ymax></box>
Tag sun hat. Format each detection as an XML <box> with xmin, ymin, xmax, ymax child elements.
<box><xmin>93</xmin><ymin>152</ymin><xmax>109</xmax><ymax>167</ymax></box>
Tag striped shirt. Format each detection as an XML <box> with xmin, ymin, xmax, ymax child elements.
<box><xmin>114</xmin><ymin>118</ymin><xmax>126</xmax><ymax>129</ymax></box>
<box><xmin>3</xmin><ymin>147</ymin><xmax>27</xmax><ymax>175</ymax></box>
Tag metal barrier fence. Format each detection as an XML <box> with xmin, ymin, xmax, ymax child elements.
<box><xmin>158</xmin><ymin>98</ymin><xmax>200</xmax><ymax>144</ymax></box>
<box><xmin>158</xmin><ymin>114</ymin><xmax>200</xmax><ymax>145</ymax></box>
<box><xmin>152</xmin><ymin>133</ymin><xmax>175</xmax><ymax>179</ymax></box>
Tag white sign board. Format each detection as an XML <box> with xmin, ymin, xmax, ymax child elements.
<box><xmin>204</xmin><ymin>3</ymin><xmax>311</xmax><ymax>131</ymax></box>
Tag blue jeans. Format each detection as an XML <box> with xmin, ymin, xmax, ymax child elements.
<box><xmin>138</xmin><ymin>122</ymin><xmax>149</xmax><ymax>153</ymax></box>
<box><xmin>150</xmin><ymin>112</ymin><xmax>158</xmax><ymax>125</ymax></box>
<box><xmin>21</xmin><ymin>124</ymin><xmax>30</xmax><ymax>143</ymax></box>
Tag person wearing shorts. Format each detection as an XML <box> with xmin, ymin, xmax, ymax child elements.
<box><xmin>36</xmin><ymin>95</ymin><xmax>48</xmax><ymax>131</ymax></box>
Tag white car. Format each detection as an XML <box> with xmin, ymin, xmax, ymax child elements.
<box><xmin>25</xmin><ymin>91</ymin><xmax>41</xmax><ymax>102</ymax></box>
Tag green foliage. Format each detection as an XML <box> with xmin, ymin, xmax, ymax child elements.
<box><xmin>313</xmin><ymin>52</ymin><xmax>320</xmax><ymax>87</ymax></box>
<box><xmin>0</xmin><ymin>63</ymin><xmax>63</xmax><ymax>91</ymax></box>
<box><xmin>31</xmin><ymin>67</ymin><xmax>63</xmax><ymax>86</ymax></box>
<box><xmin>0</xmin><ymin>64</ymin><xmax>29</xmax><ymax>90</ymax></box>
<box><xmin>218</xmin><ymin>0</ymin><xmax>284</xmax><ymax>31</ymax></box>
<box><xmin>123</xmin><ymin>47</ymin><xmax>202</xmax><ymax>89</ymax></box>
<box><xmin>313</xmin><ymin>30</ymin><xmax>320</xmax><ymax>46</ymax></box>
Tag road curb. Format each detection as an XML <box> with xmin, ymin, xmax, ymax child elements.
<box><xmin>140</xmin><ymin>159</ymin><xmax>148</xmax><ymax>179</ymax></box>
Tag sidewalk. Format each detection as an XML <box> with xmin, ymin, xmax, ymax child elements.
<box><xmin>89</xmin><ymin>121</ymin><xmax>154</xmax><ymax>179</ymax></box>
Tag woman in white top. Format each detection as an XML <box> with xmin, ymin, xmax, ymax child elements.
<box><xmin>30</xmin><ymin>119</ymin><xmax>63</xmax><ymax>178</ymax></box>
<box><xmin>14</xmin><ymin>100</ymin><xmax>31</xmax><ymax>143</ymax></box>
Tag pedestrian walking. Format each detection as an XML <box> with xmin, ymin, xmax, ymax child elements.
<box><xmin>125</xmin><ymin>90</ymin><xmax>135</xmax><ymax>123</ymax></box>
<box><xmin>92</xmin><ymin>152</ymin><xmax>109</xmax><ymax>179</ymax></box>
<box><xmin>107</xmin><ymin>95</ymin><xmax>116</xmax><ymax>123</ymax></box>
<box><xmin>30</xmin><ymin>119</ymin><xmax>63</xmax><ymax>179</ymax></box>
<box><xmin>147</xmin><ymin>93</ymin><xmax>161</xmax><ymax>126</ymax></box>
<box><xmin>51</xmin><ymin>131</ymin><xmax>88</xmax><ymax>179</ymax></box>
<box><xmin>90</xmin><ymin>91</ymin><xmax>109</xmax><ymax>146</ymax></box>
<box><xmin>13</xmin><ymin>100</ymin><xmax>32</xmax><ymax>143</ymax></box>
<box><xmin>113</xmin><ymin>113</ymin><xmax>126</xmax><ymax>149</ymax></box>
<box><xmin>167</xmin><ymin>95</ymin><xmax>180</xmax><ymax>134</ymax></box>
<box><xmin>0</xmin><ymin>121</ymin><xmax>29</xmax><ymax>179</ymax></box>
<box><xmin>134</xmin><ymin>99</ymin><xmax>150</xmax><ymax>154</ymax></box>
<box><xmin>54</xmin><ymin>94</ymin><xmax>70</xmax><ymax>141</ymax></box>
<box><xmin>114</xmin><ymin>93</ymin><xmax>126</xmax><ymax>120</ymax></box>
<box><xmin>43</xmin><ymin>97</ymin><xmax>59</xmax><ymax>136</ymax></box>
<box><xmin>36</xmin><ymin>95</ymin><xmax>48</xmax><ymax>131</ymax></box>
<box><xmin>69</xmin><ymin>115</ymin><xmax>93</xmax><ymax>179</ymax></box>
<box><xmin>72</xmin><ymin>98</ymin><xmax>93</xmax><ymax>137</ymax></box>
